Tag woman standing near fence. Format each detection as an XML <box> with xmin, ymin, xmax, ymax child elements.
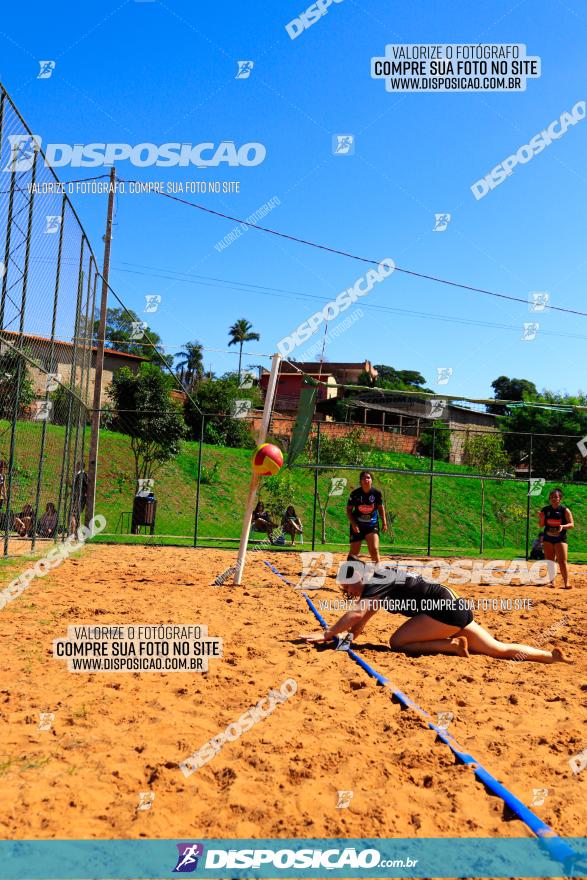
<box><xmin>346</xmin><ymin>470</ymin><xmax>387</xmax><ymax>563</ymax></box>
<box><xmin>539</xmin><ymin>488</ymin><xmax>574</xmax><ymax>589</ymax></box>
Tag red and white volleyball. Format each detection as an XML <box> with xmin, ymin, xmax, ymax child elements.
<box><xmin>252</xmin><ymin>442</ymin><xmax>283</xmax><ymax>476</ymax></box>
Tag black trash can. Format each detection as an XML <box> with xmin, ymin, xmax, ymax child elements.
<box><xmin>131</xmin><ymin>494</ymin><xmax>157</xmax><ymax>534</ymax></box>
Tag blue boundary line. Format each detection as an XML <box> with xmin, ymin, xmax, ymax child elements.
<box><xmin>263</xmin><ymin>560</ymin><xmax>580</xmax><ymax>871</ymax></box>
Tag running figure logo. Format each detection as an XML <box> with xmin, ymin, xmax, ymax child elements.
<box><xmin>33</xmin><ymin>400</ymin><xmax>53</xmax><ymax>421</ymax></box>
<box><xmin>436</xmin><ymin>367</ymin><xmax>453</xmax><ymax>386</ymax></box>
<box><xmin>530</xmin><ymin>788</ymin><xmax>549</xmax><ymax>806</ymax></box>
<box><xmin>528</xmin><ymin>478</ymin><xmax>545</xmax><ymax>497</ymax></box>
<box><xmin>144</xmin><ymin>295</ymin><xmax>161</xmax><ymax>313</ymax></box>
<box><xmin>236</xmin><ymin>61</ymin><xmax>254</xmax><ymax>79</ymax></box>
<box><xmin>3</xmin><ymin>134</ymin><xmax>41</xmax><ymax>172</ymax></box>
<box><xmin>433</xmin><ymin>213</ymin><xmax>451</xmax><ymax>232</ymax></box>
<box><xmin>45</xmin><ymin>216</ymin><xmax>62</xmax><ymax>234</ymax></box>
<box><xmin>37</xmin><ymin>61</ymin><xmax>56</xmax><ymax>79</ymax></box>
<box><xmin>232</xmin><ymin>399</ymin><xmax>252</xmax><ymax>419</ymax></box>
<box><xmin>332</xmin><ymin>134</ymin><xmax>355</xmax><ymax>155</ymax></box>
<box><xmin>298</xmin><ymin>552</ymin><xmax>333</xmax><ymax>589</ymax></box>
<box><xmin>529</xmin><ymin>292</ymin><xmax>549</xmax><ymax>312</ymax></box>
<box><xmin>45</xmin><ymin>373</ymin><xmax>61</xmax><ymax>392</ymax></box>
<box><xmin>522</xmin><ymin>322</ymin><xmax>539</xmax><ymax>342</ymax></box>
<box><xmin>173</xmin><ymin>843</ymin><xmax>204</xmax><ymax>873</ymax></box>
<box><xmin>329</xmin><ymin>477</ymin><xmax>347</xmax><ymax>497</ymax></box>
<box><xmin>130</xmin><ymin>321</ymin><xmax>147</xmax><ymax>341</ymax></box>
<box><xmin>569</xmin><ymin>748</ymin><xmax>587</xmax><ymax>775</ymax></box>
<box><xmin>336</xmin><ymin>790</ymin><xmax>354</xmax><ymax>808</ymax></box>
<box><xmin>38</xmin><ymin>712</ymin><xmax>55</xmax><ymax>731</ymax></box>
<box><xmin>436</xmin><ymin>711</ymin><xmax>453</xmax><ymax>730</ymax></box>
<box><xmin>426</xmin><ymin>398</ymin><xmax>448</xmax><ymax>420</ymax></box>
<box><xmin>137</xmin><ymin>791</ymin><xmax>155</xmax><ymax>811</ymax></box>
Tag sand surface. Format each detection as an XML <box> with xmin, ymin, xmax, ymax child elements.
<box><xmin>0</xmin><ymin>544</ymin><xmax>585</xmax><ymax>842</ymax></box>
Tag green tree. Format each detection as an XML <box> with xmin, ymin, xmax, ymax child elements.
<box><xmin>492</xmin><ymin>499</ymin><xmax>526</xmax><ymax>547</ymax></box>
<box><xmin>183</xmin><ymin>372</ymin><xmax>261</xmax><ymax>448</ymax></box>
<box><xmin>499</xmin><ymin>394</ymin><xmax>587</xmax><ymax>480</ymax></box>
<box><xmin>419</xmin><ymin>423</ymin><xmax>451</xmax><ymax>462</ymax></box>
<box><xmin>487</xmin><ymin>376</ymin><xmax>538</xmax><ymax>414</ymax></box>
<box><xmin>50</xmin><ymin>382</ymin><xmax>87</xmax><ymax>427</ymax></box>
<box><xmin>175</xmin><ymin>341</ymin><xmax>204</xmax><ymax>391</ymax></box>
<box><xmin>261</xmin><ymin>470</ymin><xmax>296</xmax><ymax>524</ymax></box>
<box><xmin>0</xmin><ymin>349</ymin><xmax>35</xmax><ymax>418</ymax></box>
<box><xmin>357</xmin><ymin>365</ymin><xmax>431</xmax><ymax>393</ymax></box>
<box><xmin>107</xmin><ymin>363</ymin><xmax>186</xmax><ymax>488</ymax></box>
<box><xmin>95</xmin><ymin>307</ymin><xmax>169</xmax><ymax>364</ymax></box>
<box><xmin>228</xmin><ymin>319</ymin><xmax>260</xmax><ymax>382</ymax></box>
<box><xmin>375</xmin><ymin>365</ymin><xmax>429</xmax><ymax>390</ymax></box>
<box><xmin>462</xmin><ymin>433</ymin><xmax>512</xmax><ymax>475</ymax></box>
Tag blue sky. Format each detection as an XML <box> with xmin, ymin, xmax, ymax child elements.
<box><xmin>1</xmin><ymin>0</ymin><xmax>586</xmax><ymax>398</ymax></box>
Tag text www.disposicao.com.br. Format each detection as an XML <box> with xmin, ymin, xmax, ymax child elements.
<box><xmin>69</xmin><ymin>657</ymin><xmax>201</xmax><ymax>671</ymax></box>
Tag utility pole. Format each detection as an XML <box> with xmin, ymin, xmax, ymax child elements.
<box><xmin>85</xmin><ymin>165</ymin><xmax>116</xmax><ymax>527</ymax></box>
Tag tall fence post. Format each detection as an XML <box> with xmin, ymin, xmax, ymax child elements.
<box><xmin>193</xmin><ymin>414</ymin><xmax>204</xmax><ymax>548</ymax></box>
<box><xmin>525</xmin><ymin>433</ymin><xmax>533</xmax><ymax>559</ymax></box>
<box><xmin>233</xmin><ymin>353</ymin><xmax>281</xmax><ymax>586</ymax></box>
<box><xmin>479</xmin><ymin>479</ymin><xmax>485</xmax><ymax>555</ymax></box>
<box><xmin>311</xmin><ymin>421</ymin><xmax>321</xmax><ymax>552</ymax></box>
<box><xmin>426</xmin><ymin>424</ymin><xmax>435</xmax><ymax>556</ymax></box>
<box><xmin>86</xmin><ymin>166</ymin><xmax>116</xmax><ymax>527</ymax></box>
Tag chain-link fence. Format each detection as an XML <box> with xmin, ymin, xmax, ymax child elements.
<box><xmin>65</xmin><ymin>411</ymin><xmax>586</xmax><ymax>562</ymax></box>
<box><xmin>1</xmin><ymin>82</ymin><xmax>585</xmax><ymax>562</ymax></box>
<box><xmin>0</xmin><ymin>83</ymin><xmax>97</xmax><ymax>554</ymax></box>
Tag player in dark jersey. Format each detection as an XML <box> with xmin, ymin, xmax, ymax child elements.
<box><xmin>539</xmin><ymin>487</ymin><xmax>574</xmax><ymax>589</ymax></box>
<box><xmin>302</xmin><ymin>558</ymin><xmax>570</xmax><ymax>663</ymax></box>
<box><xmin>346</xmin><ymin>471</ymin><xmax>387</xmax><ymax>562</ymax></box>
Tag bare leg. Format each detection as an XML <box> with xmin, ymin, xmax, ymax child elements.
<box><xmin>365</xmin><ymin>531</ymin><xmax>381</xmax><ymax>563</ymax></box>
<box><xmin>389</xmin><ymin>615</ymin><xmax>469</xmax><ymax>656</ymax></box>
<box><xmin>349</xmin><ymin>536</ymin><xmax>363</xmax><ymax>558</ymax></box>
<box><xmin>555</xmin><ymin>542</ymin><xmax>570</xmax><ymax>588</ymax></box>
<box><xmin>543</xmin><ymin>541</ymin><xmax>556</xmax><ymax>587</ymax></box>
<box><xmin>463</xmin><ymin>621</ymin><xmax>571</xmax><ymax>663</ymax></box>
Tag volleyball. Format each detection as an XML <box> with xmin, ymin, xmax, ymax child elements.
<box><xmin>252</xmin><ymin>442</ymin><xmax>283</xmax><ymax>476</ymax></box>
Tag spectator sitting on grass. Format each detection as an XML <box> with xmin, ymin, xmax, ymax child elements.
<box><xmin>252</xmin><ymin>502</ymin><xmax>277</xmax><ymax>536</ymax></box>
<box><xmin>530</xmin><ymin>530</ymin><xmax>545</xmax><ymax>561</ymax></box>
<box><xmin>14</xmin><ymin>503</ymin><xmax>35</xmax><ymax>538</ymax></box>
<box><xmin>0</xmin><ymin>460</ymin><xmax>7</xmax><ymax>510</ymax></box>
<box><xmin>37</xmin><ymin>502</ymin><xmax>58</xmax><ymax>538</ymax></box>
<box><xmin>281</xmin><ymin>505</ymin><xmax>303</xmax><ymax>545</ymax></box>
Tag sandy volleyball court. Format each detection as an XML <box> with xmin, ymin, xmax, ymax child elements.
<box><xmin>0</xmin><ymin>544</ymin><xmax>585</xmax><ymax>841</ymax></box>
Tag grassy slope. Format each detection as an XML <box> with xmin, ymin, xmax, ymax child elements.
<box><xmin>2</xmin><ymin>419</ymin><xmax>587</xmax><ymax>560</ymax></box>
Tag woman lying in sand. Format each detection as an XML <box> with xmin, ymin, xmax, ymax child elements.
<box><xmin>302</xmin><ymin>558</ymin><xmax>570</xmax><ymax>664</ymax></box>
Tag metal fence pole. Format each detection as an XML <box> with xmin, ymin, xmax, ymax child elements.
<box><xmin>479</xmin><ymin>479</ymin><xmax>485</xmax><ymax>554</ymax></box>
<box><xmin>0</xmin><ymin>107</ymin><xmax>17</xmax><ymax>332</ymax></box>
<box><xmin>50</xmin><ymin>196</ymin><xmax>71</xmax><ymax>539</ymax></box>
<box><xmin>2</xmin><ymin>147</ymin><xmax>39</xmax><ymax>555</ymax></box>
<box><xmin>86</xmin><ymin>166</ymin><xmax>116</xmax><ymax>526</ymax></box>
<box><xmin>62</xmin><ymin>244</ymin><xmax>86</xmax><ymax>534</ymax></box>
<box><xmin>193</xmin><ymin>414</ymin><xmax>204</xmax><ymax>547</ymax></box>
<box><xmin>426</xmin><ymin>425</ymin><xmax>436</xmax><ymax>556</ymax></box>
<box><xmin>525</xmin><ymin>434</ymin><xmax>533</xmax><ymax>559</ymax></box>
<box><xmin>311</xmin><ymin>421</ymin><xmax>321</xmax><ymax>552</ymax></box>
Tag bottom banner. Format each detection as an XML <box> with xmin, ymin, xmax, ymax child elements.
<box><xmin>0</xmin><ymin>837</ymin><xmax>586</xmax><ymax>879</ymax></box>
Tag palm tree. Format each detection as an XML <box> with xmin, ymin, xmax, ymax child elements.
<box><xmin>228</xmin><ymin>319</ymin><xmax>260</xmax><ymax>382</ymax></box>
<box><xmin>174</xmin><ymin>341</ymin><xmax>204</xmax><ymax>391</ymax></box>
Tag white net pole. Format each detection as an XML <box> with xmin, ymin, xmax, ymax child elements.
<box><xmin>233</xmin><ymin>352</ymin><xmax>282</xmax><ymax>585</ymax></box>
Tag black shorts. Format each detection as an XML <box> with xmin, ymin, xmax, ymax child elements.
<box><xmin>543</xmin><ymin>533</ymin><xmax>567</xmax><ymax>545</ymax></box>
<box><xmin>426</xmin><ymin>591</ymin><xmax>474</xmax><ymax>629</ymax></box>
<box><xmin>350</xmin><ymin>523</ymin><xmax>379</xmax><ymax>543</ymax></box>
